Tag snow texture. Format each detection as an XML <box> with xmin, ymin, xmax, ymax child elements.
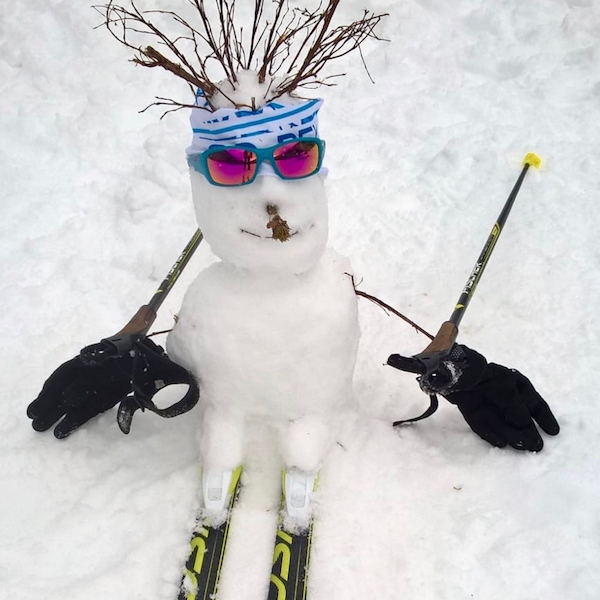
<box><xmin>2</xmin><ymin>1</ymin><xmax>600</xmax><ymax>599</ymax></box>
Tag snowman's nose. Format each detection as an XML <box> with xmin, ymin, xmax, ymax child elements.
<box><xmin>265</xmin><ymin>204</ymin><xmax>291</xmax><ymax>242</ymax></box>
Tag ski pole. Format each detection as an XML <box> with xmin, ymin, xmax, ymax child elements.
<box><xmin>117</xmin><ymin>228</ymin><xmax>204</xmax><ymax>337</ymax></box>
<box><xmin>80</xmin><ymin>229</ymin><xmax>203</xmax><ymax>364</ymax></box>
<box><xmin>395</xmin><ymin>152</ymin><xmax>542</xmax><ymax>375</ymax></box>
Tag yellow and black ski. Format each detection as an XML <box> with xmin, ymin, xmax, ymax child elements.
<box><xmin>268</xmin><ymin>520</ymin><xmax>314</xmax><ymax>600</ymax></box>
<box><xmin>178</xmin><ymin>467</ymin><xmax>242</xmax><ymax>600</ymax></box>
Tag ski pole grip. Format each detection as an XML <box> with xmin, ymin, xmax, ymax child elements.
<box><xmin>116</xmin><ymin>305</ymin><xmax>158</xmax><ymax>337</ymax></box>
<box><xmin>421</xmin><ymin>321</ymin><xmax>459</xmax><ymax>354</ymax></box>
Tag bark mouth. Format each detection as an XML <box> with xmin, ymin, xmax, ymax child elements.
<box><xmin>240</xmin><ymin>228</ymin><xmax>298</xmax><ymax>241</ymax></box>
<box><xmin>239</xmin><ymin>205</ymin><xmax>304</xmax><ymax>242</ymax></box>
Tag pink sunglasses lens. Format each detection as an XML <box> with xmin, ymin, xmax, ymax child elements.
<box><xmin>207</xmin><ymin>148</ymin><xmax>258</xmax><ymax>185</ymax></box>
<box><xmin>273</xmin><ymin>141</ymin><xmax>320</xmax><ymax>179</ymax></box>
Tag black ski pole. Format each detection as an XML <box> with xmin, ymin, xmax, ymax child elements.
<box><xmin>80</xmin><ymin>229</ymin><xmax>203</xmax><ymax>363</ymax></box>
<box><xmin>148</xmin><ymin>229</ymin><xmax>203</xmax><ymax>313</ymax></box>
<box><xmin>117</xmin><ymin>229</ymin><xmax>204</xmax><ymax>337</ymax></box>
<box><xmin>448</xmin><ymin>152</ymin><xmax>541</xmax><ymax>331</ymax></box>
<box><xmin>394</xmin><ymin>152</ymin><xmax>541</xmax><ymax>376</ymax></box>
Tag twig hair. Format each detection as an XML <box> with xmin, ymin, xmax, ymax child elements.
<box><xmin>95</xmin><ymin>0</ymin><xmax>387</xmax><ymax>113</ymax></box>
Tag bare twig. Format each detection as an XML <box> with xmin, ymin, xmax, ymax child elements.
<box><xmin>147</xmin><ymin>327</ymin><xmax>174</xmax><ymax>337</ymax></box>
<box><xmin>347</xmin><ymin>274</ymin><xmax>434</xmax><ymax>340</ymax></box>
<box><xmin>95</xmin><ymin>0</ymin><xmax>388</xmax><ymax>110</ymax></box>
<box><xmin>138</xmin><ymin>96</ymin><xmax>206</xmax><ymax>119</ymax></box>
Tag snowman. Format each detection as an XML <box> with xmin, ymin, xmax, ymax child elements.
<box><xmin>27</xmin><ymin>1</ymin><xmax>560</xmax><ymax>532</ymax></box>
<box><xmin>165</xmin><ymin>77</ymin><xmax>359</xmax><ymax>521</ymax></box>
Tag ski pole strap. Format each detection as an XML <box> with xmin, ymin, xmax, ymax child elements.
<box><xmin>392</xmin><ymin>394</ymin><xmax>439</xmax><ymax>427</ymax></box>
<box><xmin>116</xmin><ymin>337</ymin><xmax>200</xmax><ymax>433</ymax></box>
<box><xmin>131</xmin><ymin>343</ymin><xmax>199</xmax><ymax>417</ymax></box>
<box><xmin>387</xmin><ymin>346</ymin><xmax>451</xmax><ymax>426</ymax></box>
<box><xmin>79</xmin><ymin>335</ymin><xmax>200</xmax><ymax>433</ymax></box>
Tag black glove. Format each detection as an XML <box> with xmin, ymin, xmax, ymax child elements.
<box><xmin>27</xmin><ymin>336</ymin><xmax>199</xmax><ymax>439</ymax></box>
<box><xmin>388</xmin><ymin>345</ymin><xmax>560</xmax><ymax>452</ymax></box>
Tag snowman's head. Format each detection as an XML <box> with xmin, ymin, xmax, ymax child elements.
<box><xmin>186</xmin><ymin>91</ymin><xmax>329</xmax><ymax>275</ymax></box>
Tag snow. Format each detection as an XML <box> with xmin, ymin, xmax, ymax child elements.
<box><xmin>1</xmin><ymin>1</ymin><xmax>600</xmax><ymax>599</ymax></box>
<box><xmin>208</xmin><ymin>70</ymin><xmax>301</xmax><ymax>110</ymax></box>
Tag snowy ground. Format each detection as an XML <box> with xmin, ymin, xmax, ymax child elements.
<box><xmin>2</xmin><ymin>1</ymin><xmax>600</xmax><ymax>599</ymax></box>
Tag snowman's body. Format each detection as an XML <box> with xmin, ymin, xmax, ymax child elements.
<box><xmin>171</xmin><ymin>249</ymin><xmax>357</xmax><ymax>422</ymax></box>
<box><xmin>167</xmin><ymin>166</ymin><xmax>360</xmax><ymax>473</ymax></box>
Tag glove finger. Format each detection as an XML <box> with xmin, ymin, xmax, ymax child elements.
<box><xmin>30</xmin><ymin>405</ymin><xmax>69</xmax><ymax>433</ymax></box>
<box><xmin>460</xmin><ymin>403</ymin><xmax>543</xmax><ymax>451</ymax></box>
<box><xmin>53</xmin><ymin>390</ymin><xmax>126</xmax><ymax>439</ymax></box>
<box><xmin>487</xmin><ymin>391</ymin><xmax>545</xmax><ymax>452</ymax></box>
<box><xmin>531</xmin><ymin>399</ymin><xmax>560</xmax><ymax>436</ymax></box>
<box><xmin>27</xmin><ymin>358</ymin><xmax>83</xmax><ymax>420</ymax></box>
<box><xmin>29</xmin><ymin>360</ymin><xmax>123</xmax><ymax>430</ymax></box>
<box><xmin>456</xmin><ymin>403</ymin><xmax>508</xmax><ymax>448</ymax></box>
<box><xmin>501</xmin><ymin>420</ymin><xmax>544</xmax><ymax>452</ymax></box>
<box><xmin>515</xmin><ymin>372</ymin><xmax>560</xmax><ymax>436</ymax></box>
<box><xmin>31</xmin><ymin>370</ymin><xmax>94</xmax><ymax>431</ymax></box>
<box><xmin>52</xmin><ymin>374</ymin><xmax>132</xmax><ymax>438</ymax></box>
<box><xmin>501</xmin><ymin>399</ymin><xmax>536</xmax><ymax>430</ymax></box>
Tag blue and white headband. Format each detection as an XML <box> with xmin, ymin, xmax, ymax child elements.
<box><xmin>187</xmin><ymin>93</ymin><xmax>324</xmax><ymax>156</ymax></box>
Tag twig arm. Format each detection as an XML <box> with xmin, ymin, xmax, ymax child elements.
<box><xmin>348</xmin><ymin>274</ymin><xmax>434</xmax><ymax>340</ymax></box>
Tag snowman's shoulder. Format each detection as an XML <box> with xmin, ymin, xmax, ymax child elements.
<box><xmin>186</xmin><ymin>260</ymin><xmax>238</xmax><ymax>291</ymax></box>
<box><xmin>320</xmin><ymin>247</ymin><xmax>353</xmax><ymax>274</ymax></box>
<box><xmin>175</xmin><ymin>261</ymin><xmax>237</xmax><ymax>315</ymax></box>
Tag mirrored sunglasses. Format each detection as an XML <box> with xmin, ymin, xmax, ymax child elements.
<box><xmin>187</xmin><ymin>138</ymin><xmax>325</xmax><ymax>187</ymax></box>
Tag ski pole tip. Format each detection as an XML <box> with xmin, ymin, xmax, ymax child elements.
<box><xmin>523</xmin><ymin>152</ymin><xmax>542</xmax><ymax>169</ymax></box>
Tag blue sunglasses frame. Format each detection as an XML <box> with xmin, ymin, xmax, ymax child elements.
<box><xmin>187</xmin><ymin>137</ymin><xmax>326</xmax><ymax>187</ymax></box>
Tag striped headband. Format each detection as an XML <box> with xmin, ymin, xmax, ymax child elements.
<box><xmin>187</xmin><ymin>93</ymin><xmax>324</xmax><ymax>155</ymax></box>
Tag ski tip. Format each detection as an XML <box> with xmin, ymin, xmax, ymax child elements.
<box><xmin>523</xmin><ymin>152</ymin><xmax>542</xmax><ymax>169</ymax></box>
